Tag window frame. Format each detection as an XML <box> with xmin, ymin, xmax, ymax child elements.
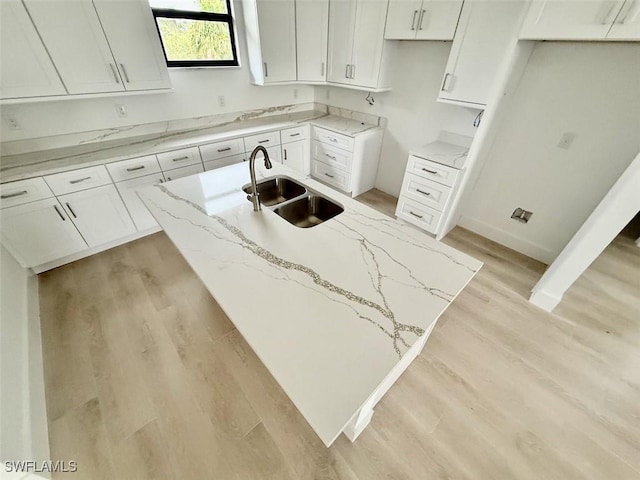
<box><xmin>151</xmin><ymin>1</ymin><xmax>239</xmax><ymax>68</ymax></box>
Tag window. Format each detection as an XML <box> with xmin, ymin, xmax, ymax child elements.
<box><xmin>149</xmin><ymin>0</ymin><xmax>239</xmax><ymax>67</ymax></box>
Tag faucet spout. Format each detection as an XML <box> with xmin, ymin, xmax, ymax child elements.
<box><xmin>247</xmin><ymin>145</ymin><xmax>273</xmax><ymax>211</ymax></box>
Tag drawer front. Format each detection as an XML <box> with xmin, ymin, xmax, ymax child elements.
<box><xmin>162</xmin><ymin>163</ymin><xmax>204</xmax><ymax>182</ymax></box>
<box><xmin>400</xmin><ymin>173</ymin><xmax>452</xmax><ymax>212</ymax></box>
<box><xmin>107</xmin><ymin>155</ymin><xmax>161</xmax><ymax>182</ymax></box>
<box><xmin>281</xmin><ymin>125</ymin><xmax>308</xmax><ymax>143</ymax></box>
<box><xmin>204</xmin><ymin>153</ymin><xmax>246</xmax><ymax>172</ymax></box>
<box><xmin>243</xmin><ymin>131</ymin><xmax>281</xmax><ymax>152</ymax></box>
<box><xmin>395</xmin><ymin>196</ymin><xmax>442</xmax><ymax>234</ymax></box>
<box><xmin>312</xmin><ymin>140</ymin><xmax>352</xmax><ymax>172</ymax></box>
<box><xmin>313</xmin><ymin>127</ymin><xmax>354</xmax><ymax>151</ymax></box>
<box><xmin>156</xmin><ymin>147</ymin><xmax>202</xmax><ymax>171</ymax></box>
<box><xmin>199</xmin><ymin>138</ymin><xmax>245</xmax><ymax>162</ymax></box>
<box><xmin>406</xmin><ymin>155</ymin><xmax>458</xmax><ymax>187</ymax></box>
<box><xmin>44</xmin><ymin>165</ymin><xmax>112</xmax><ymax>195</ymax></box>
<box><xmin>312</xmin><ymin>160</ymin><xmax>351</xmax><ymax>193</ymax></box>
<box><xmin>0</xmin><ymin>177</ymin><xmax>53</xmax><ymax>209</ymax></box>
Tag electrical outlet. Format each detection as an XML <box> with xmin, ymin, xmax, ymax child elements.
<box><xmin>5</xmin><ymin>116</ymin><xmax>22</xmax><ymax>130</ymax></box>
<box><xmin>511</xmin><ymin>208</ymin><xmax>533</xmax><ymax>223</ymax></box>
<box><xmin>115</xmin><ymin>104</ymin><xmax>127</xmax><ymax>117</ymax></box>
<box><xmin>557</xmin><ymin>132</ymin><xmax>576</xmax><ymax>150</ymax></box>
<box><xmin>293</xmin><ymin>88</ymin><xmax>298</xmax><ymax>99</ymax></box>
<box><xmin>218</xmin><ymin>95</ymin><xmax>226</xmax><ymax>107</ymax></box>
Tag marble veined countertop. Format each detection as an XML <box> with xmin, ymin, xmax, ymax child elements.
<box><xmin>138</xmin><ymin>162</ymin><xmax>481</xmax><ymax>446</ymax></box>
<box><xmin>410</xmin><ymin>131</ymin><xmax>474</xmax><ymax>170</ymax></box>
<box><xmin>0</xmin><ymin>110</ymin><xmax>378</xmax><ymax>184</ymax></box>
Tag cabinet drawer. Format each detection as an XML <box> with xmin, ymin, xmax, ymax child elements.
<box><xmin>203</xmin><ymin>153</ymin><xmax>246</xmax><ymax>172</ymax></box>
<box><xmin>400</xmin><ymin>173</ymin><xmax>452</xmax><ymax>212</ymax></box>
<box><xmin>281</xmin><ymin>125</ymin><xmax>308</xmax><ymax>143</ymax></box>
<box><xmin>162</xmin><ymin>163</ymin><xmax>204</xmax><ymax>182</ymax></box>
<box><xmin>312</xmin><ymin>160</ymin><xmax>351</xmax><ymax>193</ymax></box>
<box><xmin>312</xmin><ymin>140</ymin><xmax>352</xmax><ymax>172</ymax></box>
<box><xmin>0</xmin><ymin>177</ymin><xmax>53</xmax><ymax>209</ymax></box>
<box><xmin>106</xmin><ymin>155</ymin><xmax>161</xmax><ymax>182</ymax></box>
<box><xmin>156</xmin><ymin>147</ymin><xmax>202</xmax><ymax>171</ymax></box>
<box><xmin>406</xmin><ymin>155</ymin><xmax>458</xmax><ymax>187</ymax></box>
<box><xmin>313</xmin><ymin>127</ymin><xmax>354</xmax><ymax>151</ymax></box>
<box><xmin>243</xmin><ymin>131</ymin><xmax>281</xmax><ymax>151</ymax></box>
<box><xmin>199</xmin><ymin>138</ymin><xmax>245</xmax><ymax>162</ymax></box>
<box><xmin>44</xmin><ymin>165</ymin><xmax>112</xmax><ymax>195</ymax></box>
<box><xmin>395</xmin><ymin>196</ymin><xmax>442</xmax><ymax>234</ymax></box>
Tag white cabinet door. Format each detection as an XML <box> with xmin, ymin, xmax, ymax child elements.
<box><xmin>520</xmin><ymin>0</ymin><xmax>625</xmax><ymax>39</ymax></box>
<box><xmin>607</xmin><ymin>0</ymin><xmax>640</xmax><ymax>39</ymax></box>
<box><xmin>351</xmin><ymin>0</ymin><xmax>389</xmax><ymax>88</ymax></box>
<box><xmin>327</xmin><ymin>0</ymin><xmax>357</xmax><ymax>84</ymax></box>
<box><xmin>0</xmin><ymin>0</ymin><xmax>66</xmax><ymax>99</ymax></box>
<box><xmin>439</xmin><ymin>0</ymin><xmax>526</xmax><ymax>107</ymax></box>
<box><xmin>296</xmin><ymin>0</ymin><xmax>329</xmax><ymax>81</ymax></box>
<box><xmin>93</xmin><ymin>0</ymin><xmax>171</xmax><ymax>91</ymax></box>
<box><xmin>257</xmin><ymin>0</ymin><xmax>297</xmax><ymax>82</ymax></box>
<box><xmin>385</xmin><ymin>0</ymin><xmax>425</xmax><ymax>39</ymax></box>
<box><xmin>24</xmin><ymin>0</ymin><xmax>124</xmax><ymax>94</ymax></box>
<box><xmin>415</xmin><ymin>0</ymin><xmax>464</xmax><ymax>39</ymax></box>
<box><xmin>115</xmin><ymin>173</ymin><xmax>164</xmax><ymax>231</ymax></box>
<box><xmin>0</xmin><ymin>198</ymin><xmax>87</xmax><ymax>267</ymax></box>
<box><xmin>282</xmin><ymin>140</ymin><xmax>309</xmax><ymax>174</ymax></box>
<box><xmin>59</xmin><ymin>184</ymin><xmax>136</xmax><ymax>248</ymax></box>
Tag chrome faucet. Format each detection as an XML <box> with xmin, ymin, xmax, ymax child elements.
<box><xmin>247</xmin><ymin>145</ymin><xmax>273</xmax><ymax>211</ymax></box>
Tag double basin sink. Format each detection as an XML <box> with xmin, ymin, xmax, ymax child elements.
<box><xmin>242</xmin><ymin>176</ymin><xmax>343</xmax><ymax>228</ymax></box>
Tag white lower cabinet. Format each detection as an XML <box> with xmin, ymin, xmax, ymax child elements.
<box><xmin>58</xmin><ymin>184</ymin><xmax>135</xmax><ymax>248</ymax></box>
<box><xmin>162</xmin><ymin>163</ymin><xmax>204</xmax><ymax>181</ymax></box>
<box><xmin>0</xmin><ymin>197</ymin><xmax>87</xmax><ymax>267</ymax></box>
<box><xmin>115</xmin><ymin>173</ymin><xmax>164</xmax><ymax>231</ymax></box>
<box><xmin>282</xmin><ymin>140</ymin><xmax>309</xmax><ymax>174</ymax></box>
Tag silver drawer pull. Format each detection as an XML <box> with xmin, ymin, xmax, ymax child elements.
<box><xmin>66</xmin><ymin>202</ymin><xmax>77</xmax><ymax>218</ymax></box>
<box><xmin>325</xmin><ymin>153</ymin><xmax>337</xmax><ymax>160</ymax></box>
<box><xmin>421</xmin><ymin>168</ymin><xmax>438</xmax><ymax>175</ymax></box>
<box><xmin>69</xmin><ymin>176</ymin><xmax>92</xmax><ymax>184</ymax></box>
<box><xmin>290</xmin><ymin>132</ymin><xmax>301</xmax><ymax>137</ymax></box>
<box><xmin>328</xmin><ymin>137</ymin><xmax>338</xmax><ymax>143</ymax></box>
<box><xmin>258</xmin><ymin>139</ymin><xmax>270</xmax><ymax>144</ymax></box>
<box><xmin>409</xmin><ymin>211</ymin><xmax>423</xmax><ymax>219</ymax></box>
<box><xmin>1</xmin><ymin>190</ymin><xmax>28</xmax><ymax>199</ymax></box>
<box><xmin>172</xmin><ymin>156</ymin><xmax>190</xmax><ymax>162</ymax></box>
<box><xmin>53</xmin><ymin>204</ymin><xmax>66</xmax><ymax>221</ymax></box>
<box><xmin>217</xmin><ymin>147</ymin><xmax>231</xmax><ymax>152</ymax></box>
<box><xmin>126</xmin><ymin>165</ymin><xmax>146</xmax><ymax>172</ymax></box>
<box><xmin>416</xmin><ymin>188</ymin><xmax>431</xmax><ymax>196</ymax></box>
<box><xmin>324</xmin><ymin>173</ymin><xmax>335</xmax><ymax>178</ymax></box>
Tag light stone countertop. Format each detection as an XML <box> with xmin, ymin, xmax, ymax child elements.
<box><xmin>410</xmin><ymin>131</ymin><xmax>474</xmax><ymax>170</ymax></box>
<box><xmin>138</xmin><ymin>162</ymin><xmax>481</xmax><ymax>446</ymax></box>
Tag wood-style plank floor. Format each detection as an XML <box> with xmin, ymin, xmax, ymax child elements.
<box><xmin>39</xmin><ymin>189</ymin><xmax>640</xmax><ymax>479</ymax></box>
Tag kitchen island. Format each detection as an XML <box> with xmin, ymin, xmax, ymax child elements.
<box><xmin>138</xmin><ymin>162</ymin><xmax>481</xmax><ymax>447</ymax></box>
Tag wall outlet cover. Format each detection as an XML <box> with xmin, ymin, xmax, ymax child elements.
<box><xmin>557</xmin><ymin>132</ymin><xmax>576</xmax><ymax>150</ymax></box>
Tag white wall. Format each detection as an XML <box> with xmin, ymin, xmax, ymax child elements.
<box><xmin>0</xmin><ymin>246</ymin><xmax>49</xmax><ymax>475</ymax></box>
<box><xmin>460</xmin><ymin>42</ymin><xmax>640</xmax><ymax>263</ymax></box>
<box><xmin>315</xmin><ymin>41</ymin><xmax>481</xmax><ymax>196</ymax></box>
<box><xmin>0</xmin><ymin>0</ymin><xmax>314</xmax><ymax>143</ymax></box>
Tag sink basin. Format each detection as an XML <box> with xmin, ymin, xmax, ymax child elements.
<box><xmin>274</xmin><ymin>194</ymin><xmax>344</xmax><ymax>228</ymax></box>
<box><xmin>243</xmin><ymin>176</ymin><xmax>307</xmax><ymax>206</ymax></box>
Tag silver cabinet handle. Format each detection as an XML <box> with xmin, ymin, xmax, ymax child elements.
<box><xmin>325</xmin><ymin>153</ymin><xmax>337</xmax><ymax>160</ymax></box>
<box><xmin>441</xmin><ymin>73</ymin><xmax>452</xmax><ymax>92</ymax></box>
<box><xmin>172</xmin><ymin>156</ymin><xmax>190</xmax><ymax>162</ymax></box>
<box><xmin>217</xmin><ymin>147</ymin><xmax>231</xmax><ymax>152</ymax></box>
<box><xmin>69</xmin><ymin>176</ymin><xmax>91</xmax><ymax>184</ymax></box>
<box><xmin>1</xmin><ymin>190</ymin><xmax>28</xmax><ymax>199</ymax></box>
<box><xmin>53</xmin><ymin>204</ymin><xmax>66</xmax><ymax>221</ymax></box>
<box><xmin>409</xmin><ymin>211</ymin><xmax>423</xmax><ymax>219</ymax></box>
<box><xmin>65</xmin><ymin>202</ymin><xmax>77</xmax><ymax>218</ymax></box>
<box><xmin>324</xmin><ymin>173</ymin><xmax>335</xmax><ymax>178</ymax></box>
<box><xmin>120</xmin><ymin>63</ymin><xmax>130</xmax><ymax>83</ymax></box>
<box><xmin>421</xmin><ymin>167</ymin><xmax>438</xmax><ymax>174</ymax></box>
<box><xmin>418</xmin><ymin>9</ymin><xmax>427</xmax><ymax>30</ymax></box>
<box><xmin>350</xmin><ymin>64</ymin><xmax>356</xmax><ymax>79</ymax></box>
<box><xmin>257</xmin><ymin>139</ymin><xmax>270</xmax><ymax>144</ymax></box>
<box><xmin>601</xmin><ymin>2</ymin><xmax>620</xmax><ymax>23</ymax></box>
<box><xmin>264</xmin><ymin>62</ymin><xmax>268</xmax><ymax>77</ymax></box>
<box><xmin>328</xmin><ymin>137</ymin><xmax>338</xmax><ymax>143</ymax></box>
<box><xmin>284</xmin><ymin>148</ymin><xmax>288</xmax><ymax>161</ymax></box>
<box><xmin>126</xmin><ymin>165</ymin><xmax>146</xmax><ymax>172</ymax></box>
<box><xmin>109</xmin><ymin>63</ymin><xmax>120</xmax><ymax>84</ymax></box>
<box><xmin>411</xmin><ymin>10</ymin><xmax>418</xmax><ymax>30</ymax></box>
<box><xmin>290</xmin><ymin>132</ymin><xmax>301</xmax><ymax>137</ymax></box>
<box><xmin>345</xmin><ymin>64</ymin><xmax>351</xmax><ymax>79</ymax></box>
<box><xmin>416</xmin><ymin>188</ymin><xmax>431</xmax><ymax>196</ymax></box>
<box><xmin>321</xmin><ymin>62</ymin><xmax>325</xmax><ymax>76</ymax></box>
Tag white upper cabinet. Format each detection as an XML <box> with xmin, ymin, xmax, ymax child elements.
<box><xmin>93</xmin><ymin>0</ymin><xmax>171</xmax><ymax>90</ymax></box>
<box><xmin>0</xmin><ymin>0</ymin><xmax>66</xmax><ymax>99</ymax></box>
<box><xmin>297</xmin><ymin>0</ymin><xmax>329</xmax><ymax>82</ymax></box>
<box><xmin>24</xmin><ymin>0</ymin><xmax>125</xmax><ymax>95</ymax></box>
<box><xmin>384</xmin><ymin>0</ymin><xmax>463</xmax><ymax>40</ymax></box>
<box><xmin>520</xmin><ymin>0</ymin><xmax>628</xmax><ymax>39</ymax></box>
<box><xmin>608</xmin><ymin>0</ymin><xmax>640</xmax><ymax>39</ymax></box>
<box><xmin>438</xmin><ymin>0</ymin><xmax>527</xmax><ymax>107</ymax></box>
<box><xmin>327</xmin><ymin>0</ymin><xmax>393</xmax><ymax>90</ymax></box>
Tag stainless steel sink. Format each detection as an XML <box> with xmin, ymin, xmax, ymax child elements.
<box><xmin>274</xmin><ymin>194</ymin><xmax>344</xmax><ymax>228</ymax></box>
<box><xmin>242</xmin><ymin>176</ymin><xmax>307</xmax><ymax>207</ymax></box>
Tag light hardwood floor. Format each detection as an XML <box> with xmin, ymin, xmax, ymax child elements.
<box><xmin>39</xmin><ymin>189</ymin><xmax>640</xmax><ymax>479</ymax></box>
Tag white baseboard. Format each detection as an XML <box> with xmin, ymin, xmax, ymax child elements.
<box><xmin>458</xmin><ymin>216</ymin><xmax>557</xmax><ymax>264</ymax></box>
